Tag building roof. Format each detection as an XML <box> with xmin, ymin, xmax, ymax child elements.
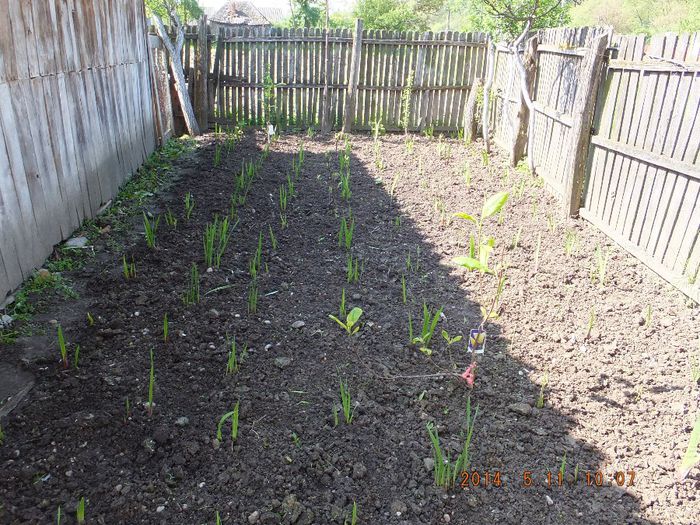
<box><xmin>210</xmin><ymin>1</ymin><xmax>286</xmax><ymax>26</ymax></box>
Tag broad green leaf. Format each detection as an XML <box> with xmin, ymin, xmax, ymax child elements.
<box><xmin>481</xmin><ymin>191</ymin><xmax>509</xmax><ymax>219</ymax></box>
<box><xmin>451</xmin><ymin>335</ymin><xmax>463</xmax><ymax>343</ymax></box>
<box><xmin>441</xmin><ymin>330</ymin><xmax>449</xmax><ymax>341</ymax></box>
<box><xmin>454</xmin><ymin>256</ymin><xmax>490</xmax><ymax>273</ymax></box>
<box><xmin>453</xmin><ymin>212</ymin><xmax>477</xmax><ymax>222</ymax></box>
<box><xmin>347</xmin><ymin>307</ymin><xmax>363</xmax><ymax>327</ymax></box>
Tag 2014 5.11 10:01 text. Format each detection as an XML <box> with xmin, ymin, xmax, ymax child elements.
<box><xmin>460</xmin><ymin>470</ymin><xmax>637</xmax><ymax>489</ymax></box>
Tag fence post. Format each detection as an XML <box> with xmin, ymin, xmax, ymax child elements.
<box><xmin>510</xmin><ymin>36</ymin><xmax>537</xmax><ymax>166</ymax></box>
<box><xmin>194</xmin><ymin>16</ymin><xmax>209</xmax><ymax>131</ymax></box>
<box><xmin>342</xmin><ymin>19</ymin><xmax>363</xmax><ymax>133</ymax></box>
<box><xmin>563</xmin><ymin>33</ymin><xmax>609</xmax><ymax>216</ymax></box>
<box><xmin>210</xmin><ymin>27</ymin><xmax>224</xmax><ymax>124</ymax></box>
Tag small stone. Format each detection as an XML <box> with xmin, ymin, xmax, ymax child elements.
<box><xmin>175</xmin><ymin>417</ymin><xmax>190</xmax><ymax>427</ymax></box>
<box><xmin>352</xmin><ymin>293</ymin><xmax>361</xmax><ymax>300</ymax></box>
<box><xmin>248</xmin><ymin>511</ymin><xmax>260</xmax><ymax>524</ymax></box>
<box><xmin>291</xmin><ymin>320</ymin><xmax>305</xmax><ymax>329</ymax></box>
<box><xmin>423</xmin><ymin>457</ymin><xmax>435</xmax><ymax>471</ymax></box>
<box><xmin>508</xmin><ymin>402</ymin><xmax>532</xmax><ymax>416</ymax></box>
<box><xmin>37</xmin><ymin>268</ymin><xmax>51</xmax><ymax>280</ymax></box>
<box><xmin>0</xmin><ymin>314</ymin><xmax>13</xmax><ymax>329</ymax></box>
<box><xmin>390</xmin><ymin>499</ymin><xmax>407</xmax><ymax>516</ymax></box>
<box><xmin>443</xmin><ymin>514</ymin><xmax>451</xmax><ymax>523</ymax></box>
<box><xmin>156</xmin><ymin>506</ymin><xmax>165</xmax><ymax>513</ymax></box>
<box><xmin>206</xmin><ymin>267</ymin><xmax>214</xmax><ymax>273</ymax></box>
<box><xmin>274</xmin><ymin>356</ymin><xmax>291</xmax><ymax>369</ymax></box>
<box><xmin>545</xmin><ymin>495</ymin><xmax>554</xmax><ymax>506</ymax></box>
<box><xmin>65</xmin><ymin>236</ymin><xmax>89</xmax><ymax>248</ymax></box>
<box><xmin>208</xmin><ymin>309</ymin><xmax>220</xmax><ymax>318</ymax></box>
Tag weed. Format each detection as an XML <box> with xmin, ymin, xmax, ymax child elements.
<box><xmin>410</xmin><ymin>303</ymin><xmax>443</xmax><ymax>355</ymax></box>
<box><xmin>122</xmin><ymin>255</ymin><xmax>136</xmax><ymax>279</ymax></box>
<box><xmin>279</xmin><ymin>185</ymin><xmax>289</xmax><ymax>227</ymax></box>
<box><xmin>401</xmin><ymin>274</ymin><xmax>407</xmax><ymax>304</ymax></box>
<box><xmin>147</xmin><ymin>348</ymin><xmax>155</xmax><ymax>416</ymax></box>
<box><xmin>678</xmin><ymin>413</ymin><xmax>700</xmax><ymax>480</ymax></box>
<box><xmin>536</xmin><ymin>372</ymin><xmax>548</xmax><ymax>408</ymax></box>
<box><xmin>511</xmin><ymin>226</ymin><xmax>522</xmax><ymax>250</ymax></box>
<box><xmin>690</xmin><ymin>353</ymin><xmax>700</xmax><ymax>384</ymax></box>
<box><xmin>590</xmin><ymin>245</ymin><xmax>610</xmax><ymax>288</ymax></box>
<box><xmin>76</xmin><ymin>497</ymin><xmax>85</xmax><ymax>525</ymax></box>
<box><xmin>329</xmin><ymin>307</ymin><xmax>363</xmax><ymax>336</ymax></box>
<box><xmin>534</xmin><ymin>232</ymin><xmax>542</xmax><ymax>274</ymax></box>
<box><xmin>57</xmin><ymin>324</ymin><xmax>68</xmax><ymax>368</ymax></box>
<box><xmin>339</xmin><ymin>288</ymin><xmax>347</xmax><ymax>319</ymax></box>
<box><xmin>346</xmin><ymin>254</ymin><xmax>361</xmax><ymax>284</ymax></box>
<box><xmin>340</xmin><ymin>171</ymin><xmax>352</xmax><ymax>200</ymax></box>
<box><xmin>184</xmin><ymin>192</ymin><xmax>195</xmax><ymax>221</ymax></box>
<box><xmin>163</xmin><ymin>313</ymin><xmax>169</xmax><ymax>343</ymax></box>
<box><xmin>183</xmin><ymin>263</ymin><xmax>200</xmax><ymax>305</ymax></box>
<box><xmin>204</xmin><ymin>215</ymin><xmax>232</xmax><ymax>268</ymax></box>
<box><xmin>463</xmin><ymin>162</ymin><xmax>471</xmax><ymax>187</ymax></box>
<box><xmin>339</xmin><ymin>377</ymin><xmax>354</xmax><ymax>423</ymax></box>
<box><xmin>291</xmin><ymin>432</ymin><xmax>301</xmax><ymax>448</ymax></box>
<box><xmin>217</xmin><ymin>402</ymin><xmax>240</xmax><ymax>449</ymax></box>
<box><xmin>248</xmin><ymin>279</ymin><xmax>259</xmax><ymax>314</ymax></box>
<box><xmin>142</xmin><ymin>212</ymin><xmax>160</xmax><ymax>249</ymax></box>
<box><xmin>427</xmin><ymin>397</ymin><xmax>479</xmax><ymax>489</ymax></box>
<box><xmin>226</xmin><ymin>336</ymin><xmax>241</xmax><ymax>374</ymax></box>
<box><xmin>338</xmin><ymin>213</ymin><xmax>355</xmax><ymax>251</ymax></box>
<box><xmin>389</xmin><ymin>171</ymin><xmax>402</xmax><ymax>197</ymax></box>
<box><xmin>269</xmin><ymin>226</ymin><xmax>278</xmax><ymax>251</ymax></box>
<box><xmin>400</xmin><ymin>70</ymin><xmax>414</xmax><ymax>134</ymax></box>
<box><xmin>564</xmin><ymin>230</ymin><xmax>578</xmax><ymax>256</ymax></box>
<box><xmin>644</xmin><ymin>304</ymin><xmax>653</xmax><ymax>327</ymax></box>
<box><xmin>586</xmin><ymin>307</ymin><xmax>596</xmax><ymax>339</ymax></box>
<box><xmin>344</xmin><ymin>501</ymin><xmax>358</xmax><ymax>525</ymax></box>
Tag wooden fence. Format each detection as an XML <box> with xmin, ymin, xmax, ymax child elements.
<box><xmin>489</xmin><ymin>29</ymin><xmax>700</xmax><ymax>302</ymax></box>
<box><xmin>181</xmin><ymin>24</ymin><xmax>488</xmax><ymax>132</ymax></box>
<box><xmin>581</xmin><ymin>32</ymin><xmax>700</xmax><ymax>302</ymax></box>
<box><xmin>0</xmin><ymin>0</ymin><xmax>164</xmax><ymax>302</ymax></box>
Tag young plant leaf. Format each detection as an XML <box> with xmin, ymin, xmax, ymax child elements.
<box><xmin>346</xmin><ymin>307</ymin><xmax>363</xmax><ymax>328</ymax></box>
<box><xmin>453</xmin><ymin>256</ymin><xmax>490</xmax><ymax>273</ymax></box>
<box><xmin>453</xmin><ymin>212</ymin><xmax>477</xmax><ymax>222</ymax></box>
<box><xmin>481</xmin><ymin>191</ymin><xmax>509</xmax><ymax>219</ymax></box>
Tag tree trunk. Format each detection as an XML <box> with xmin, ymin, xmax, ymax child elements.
<box><xmin>152</xmin><ymin>14</ymin><xmax>200</xmax><ymax>136</ymax></box>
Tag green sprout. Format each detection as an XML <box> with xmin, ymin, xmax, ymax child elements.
<box><xmin>248</xmin><ymin>281</ymin><xmax>259</xmax><ymax>314</ymax></box>
<box><xmin>57</xmin><ymin>324</ymin><xmax>68</xmax><ymax>368</ymax></box>
<box><xmin>147</xmin><ymin>348</ymin><xmax>155</xmax><ymax>416</ymax></box>
<box><xmin>340</xmin><ymin>171</ymin><xmax>351</xmax><ymax>200</ymax></box>
<box><xmin>165</xmin><ymin>208</ymin><xmax>177</xmax><ymax>228</ymax></box>
<box><xmin>76</xmin><ymin>497</ymin><xmax>85</xmax><ymax>524</ymax></box>
<box><xmin>427</xmin><ymin>397</ymin><xmax>479</xmax><ymax>489</ymax></box>
<box><xmin>338</xmin><ymin>213</ymin><xmax>355</xmax><ymax>251</ymax></box>
<box><xmin>338</xmin><ymin>288</ymin><xmax>347</xmax><ymax>319</ymax></box>
<box><xmin>183</xmin><ymin>263</ymin><xmax>200</xmax><ymax>305</ymax></box>
<box><xmin>163</xmin><ymin>313</ymin><xmax>169</xmax><ymax>343</ymax></box>
<box><xmin>125</xmin><ymin>396</ymin><xmax>131</xmax><ymax>423</ymax></box>
<box><xmin>73</xmin><ymin>345</ymin><xmax>80</xmax><ymax>369</ymax></box>
<box><xmin>591</xmin><ymin>245</ymin><xmax>610</xmax><ymax>288</ymax></box>
<box><xmin>86</xmin><ymin>312</ymin><xmax>95</xmax><ymax>326</ymax></box>
<box><xmin>586</xmin><ymin>307</ymin><xmax>596</xmax><ymax>339</ymax></box>
<box><xmin>678</xmin><ymin>413</ymin><xmax>700</xmax><ymax>480</ymax></box>
<box><xmin>217</xmin><ymin>402</ymin><xmax>240</xmax><ymax>449</ymax></box>
<box><xmin>329</xmin><ymin>307</ymin><xmax>363</xmax><ymax>336</ymax></box>
<box><xmin>441</xmin><ymin>330</ymin><xmax>462</xmax><ymax>346</ymax></box>
<box><xmin>401</xmin><ymin>274</ymin><xmax>407</xmax><ymax>304</ymax></box>
<box><xmin>0</xmin><ymin>424</ymin><xmax>5</xmax><ymax>445</ymax></box>
<box><xmin>344</xmin><ymin>501</ymin><xmax>358</xmax><ymax>525</ymax></box>
<box><xmin>410</xmin><ymin>303</ymin><xmax>443</xmax><ymax>355</ymax></box>
<box><xmin>453</xmin><ymin>191</ymin><xmax>509</xmax><ymax>268</ymax></box>
<box><xmin>564</xmin><ymin>229</ymin><xmax>578</xmax><ymax>256</ymax></box>
<box><xmin>184</xmin><ymin>192</ymin><xmax>195</xmax><ymax>221</ymax></box>
<box><xmin>536</xmin><ymin>372</ymin><xmax>548</xmax><ymax>409</ymax></box>
<box><xmin>226</xmin><ymin>336</ymin><xmax>242</xmax><ymax>374</ymax></box>
<box><xmin>143</xmin><ymin>212</ymin><xmax>160</xmax><ymax>249</ymax></box>
<box><xmin>269</xmin><ymin>226</ymin><xmax>278</xmax><ymax>251</ymax></box>
<box><xmin>122</xmin><ymin>255</ymin><xmax>136</xmax><ymax>279</ymax></box>
<box><xmin>339</xmin><ymin>377</ymin><xmax>354</xmax><ymax>424</ymax></box>
<box><xmin>346</xmin><ymin>254</ymin><xmax>361</xmax><ymax>284</ymax></box>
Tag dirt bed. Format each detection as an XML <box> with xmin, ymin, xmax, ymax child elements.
<box><xmin>0</xmin><ymin>132</ymin><xmax>698</xmax><ymax>524</ymax></box>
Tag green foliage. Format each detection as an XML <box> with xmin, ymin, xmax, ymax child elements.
<box><xmin>143</xmin><ymin>212</ymin><xmax>160</xmax><ymax>249</ymax></box>
<box><xmin>678</xmin><ymin>413</ymin><xmax>700</xmax><ymax>480</ymax></box>
<box><xmin>570</xmin><ymin>0</ymin><xmax>700</xmax><ymax>35</ymax></box>
<box><xmin>355</xmin><ymin>0</ymin><xmax>445</xmax><ymax>31</ymax></box>
<box><xmin>76</xmin><ymin>497</ymin><xmax>86</xmax><ymax>525</ymax></box>
<box><xmin>0</xmin><ymin>423</ymin><xmax>5</xmax><ymax>446</ymax></box>
<box><xmin>329</xmin><ymin>307</ymin><xmax>363</xmax><ymax>335</ymax></box>
<box><xmin>147</xmin><ymin>348</ymin><xmax>155</xmax><ymax>416</ymax></box>
<box><xmin>217</xmin><ymin>402</ymin><xmax>240</xmax><ymax>448</ymax></box>
<box><xmin>426</xmin><ymin>397</ymin><xmax>479</xmax><ymax>489</ymax></box>
<box><xmin>145</xmin><ymin>0</ymin><xmax>203</xmax><ymax>25</ymax></box>
<box><xmin>57</xmin><ymin>324</ymin><xmax>68</xmax><ymax>369</ymax></box>
<box><xmin>410</xmin><ymin>303</ymin><xmax>443</xmax><ymax>354</ymax></box>
<box><xmin>183</xmin><ymin>263</ymin><xmax>200</xmax><ymax>305</ymax></box>
<box><xmin>454</xmin><ymin>191</ymin><xmax>509</xmax><ymax>271</ymax></box>
<box><xmin>286</xmin><ymin>0</ymin><xmax>323</xmax><ymax>28</ymax></box>
<box><xmin>339</xmin><ymin>377</ymin><xmax>354</xmax><ymax>423</ymax></box>
<box><xmin>401</xmin><ymin>70</ymin><xmax>414</xmax><ymax>133</ymax></box>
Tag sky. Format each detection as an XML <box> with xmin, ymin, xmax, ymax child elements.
<box><xmin>199</xmin><ymin>0</ymin><xmax>355</xmax><ymax>15</ymax></box>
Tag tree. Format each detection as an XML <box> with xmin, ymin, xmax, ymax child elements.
<box><xmin>288</xmin><ymin>0</ymin><xmax>323</xmax><ymax>28</ymax></box>
<box><xmin>146</xmin><ymin>0</ymin><xmax>202</xmax><ymax>135</ymax></box>
<box><xmin>354</xmin><ymin>0</ymin><xmax>446</xmax><ymax>32</ymax></box>
<box><xmin>570</xmin><ymin>0</ymin><xmax>700</xmax><ymax>34</ymax></box>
